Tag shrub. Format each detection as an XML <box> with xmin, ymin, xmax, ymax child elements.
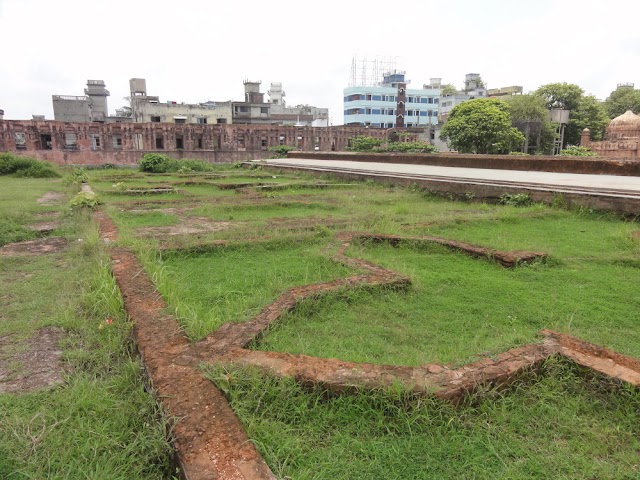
<box><xmin>69</xmin><ymin>191</ymin><xmax>101</xmax><ymax>210</ymax></box>
<box><xmin>0</xmin><ymin>153</ymin><xmax>60</xmax><ymax>178</ymax></box>
<box><xmin>138</xmin><ymin>153</ymin><xmax>177</xmax><ymax>173</ymax></box>
<box><xmin>267</xmin><ymin>145</ymin><xmax>297</xmax><ymax>158</ymax></box>
<box><xmin>347</xmin><ymin>136</ymin><xmax>438</xmax><ymax>154</ymax></box>
<box><xmin>384</xmin><ymin>141</ymin><xmax>438</xmax><ymax>154</ymax></box>
<box><xmin>499</xmin><ymin>193</ymin><xmax>532</xmax><ymax>207</ymax></box>
<box><xmin>557</xmin><ymin>146</ymin><xmax>598</xmax><ymax>157</ymax></box>
<box><xmin>138</xmin><ymin>153</ymin><xmax>216</xmax><ymax>173</ymax></box>
<box><xmin>65</xmin><ymin>168</ymin><xmax>89</xmax><ymax>185</ymax></box>
<box><xmin>347</xmin><ymin>136</ymin><xmax>384</xmax><ymax>152</ymax></box>
<box><xmin>179</xmin><ymin>159</ymin><xmax>216</xmax><ymax>172</ymax></box>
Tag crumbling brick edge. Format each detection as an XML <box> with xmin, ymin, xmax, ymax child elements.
<box><xmin>95</xmin><ymin>210</ymin><xmax>640</xmax><ymax>479</ymax></box>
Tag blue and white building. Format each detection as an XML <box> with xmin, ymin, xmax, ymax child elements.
<box><xmin>343</xmin><ymin>72</ymin><xmax>441</xmax><ymax>128</ymax></box>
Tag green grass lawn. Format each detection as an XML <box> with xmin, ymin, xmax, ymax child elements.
<box><xmin>0</xmin><ymin>174</ymin><xmax>172</xmax><ymax>478</ymax></box>
<box><xmin>205</xmin><ymin>359</ymin><xmax>640</xmax><ymax>480</ymax></box>
<box><xmin>259</xmin><ymin>212</ymin><xmax>640</xmax><ymax>365</ymax></box>
<box><xmin>152</xmin><ymin>241</ymin><xmax>357</xmax><ymax>339</ymax></box>
<box><xmin>99</xmin><ymin>165</ymin><xmax>640</xmax><ymax>478</ymax></box>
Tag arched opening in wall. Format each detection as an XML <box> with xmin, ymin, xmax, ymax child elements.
<box><xmin>387</xmin><ymin>130</ymin><xmax>400</xmax><ymax>142</ymax></box>
<box><xmin>40</xmin><ymin>134</ymin><xmax>52</xmax><ymax>150</ymax></box>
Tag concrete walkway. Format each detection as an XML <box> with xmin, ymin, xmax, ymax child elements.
<box><xmin>260</xmin><ymin>158</ymin><xmax>640</xmax><ymax>199</ymax></box>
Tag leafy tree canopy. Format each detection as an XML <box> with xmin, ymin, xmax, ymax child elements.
<box><xmin>604</xmin><ymin>85</ymin><xmax>640</xmax><ymax>118</ymax></box>
<box><xmin>440</xmin><ymin>84</ymin><xmax>458</xmax><ymax>96</ymax></box>
<box><xmin>533</xmin><ymin>83</ymin><xmax>609</xmax><ymax>146</ymax></box>
<box><xmin>503</xmin><ymin>94</ymin><xmax>556</xmax><ymax>154</ymax></box>
<box><xmin>439</xmin><ymin>98</ymin><xmax>525</xmax><ymax>154</ymax></box>
<box><xmin>567</xmin><ymin>95</ymin><xmax>609</xmax><ymax>143</ymax></box>
<box><xmin>534</xmin><ymin>83</ymin><xmax>584</xmax><ymax>110</ymax></box>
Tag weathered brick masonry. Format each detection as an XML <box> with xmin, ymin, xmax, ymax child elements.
<box><xmin>0</xmin><ymin>120</ymin><xmax>391</xmax><ymax>166</ymax></box>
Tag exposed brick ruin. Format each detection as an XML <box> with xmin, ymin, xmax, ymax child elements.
<box><xmin>0</xmin><ymin>120</ymin><xmax>394</xmax><ymax>166</ymax></box>
<box><xmin>95</xmin><ymin>211</ymin><xmax>640</xmax><ymax>479</ymax></box>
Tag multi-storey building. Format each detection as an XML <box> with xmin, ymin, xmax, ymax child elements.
<box><xmin>52</xmin><ymin>80</ymin><xmax>111</xmax><ymax>123</ymax></box>
<box><xmin>437</xmin><ymin>73</ymin><xmax>488</xmax><ymax>123</ymax></box>
<box><xmin>130</xmin><ymin>78</ymin><xmax>233</xmax><ymax>126</ymax></box>
<box><xmin>129</xmin><ymin>78</ymin><xmax>329</xmax><ymax>127</ymax></box>
<box><xmin>343</xmin><ymin>72</ymin><xmax>441</xmax><ymax>128</ymax></box>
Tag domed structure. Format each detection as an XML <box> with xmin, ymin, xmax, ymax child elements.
<box><xmin>581</xmin><ymin>110</ymin><xmax>640</xmax><ymax>160</ymax></box>
<box><xmin>606</xmin><ymin>110</ymin><xmax>640</xmax><ymax>139</ymax></box>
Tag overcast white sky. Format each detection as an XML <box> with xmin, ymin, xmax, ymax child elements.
<box><xmin>1</xmin><ymin>0</ymin><xmax>638</xmax><ymax>123</ymax></box>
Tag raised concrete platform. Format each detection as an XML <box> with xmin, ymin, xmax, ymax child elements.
<box><xmin>255</xmin><ymin>158</ymin><xmax>640</xmax><ymax>215</ymax></box>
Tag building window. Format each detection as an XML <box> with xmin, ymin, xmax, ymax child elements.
<box><xmin>217</xmin><ymin>118</ymin><xmax>227</xmax><ymax>124</ymax></box>
<box><xmin>176</xmin><ymin>136</ymin><xmax>184</xmax><ymax>149</ymax></box>
<box><xmin>261</xmin><ymin>137</ymin><xmax>267</xmax><ymax>148</ymax></box>
<box><xmin>197</xmin><ymin>117</ymin><xmax>208</xmax><ymax>124</ymax></box>
<box><xmin>197</xmin><ymin>137</ymin><xmax>203</xmax><ymax>149</ymax></box>
<box><xmin>14</xmin><ymin>132</ymin><xmax>27</xmax><ymax>149</ymax></box>
<box><xmin>150</xmin><ymin>116</ymin><xmax>161</xmax><ymax>122</ymax></box>
<box><xmin>64</xmin><ymin>133</ymin><xmax>77</xmax><ymax>150</ymax></box>
<box><xmin>174</xmin><ymin>118</ymin><xmax>186</xmax><ymax>124</ymax></box>
<box><xmin>40</xmin><ymin>134</ymin><xmax>52</xmax><ymax>150</ymax></box>
<box><xmin>260</xmin><ymin>107</ymin><xmax>269</xmax><ymax>114</ymax></box>
<box><xmin>113</xmin><ymin>135</ymin><xmax>123</xmax><ymax>149</ymax></box>
<box><xmin>155</xmin><ymin>136</ymin><xmax>164</xmax><ymax>149</ymax></box>
<box><xmin>279</xmin><ymin>135</ymin><xmax>285</xmax><ymax>145</ymax></box>
<box><xmin>366</xmin><ymin>94</ymin><xmax>372</xmax><ymax>100</ymax></box>
<box><xmin>237</xmin><ymin>133</ymin><xmax>245</xmax><ymax>147</ymax></box>
<box><xmin>90</xmin><ymin>134</ymin><xmax>101</xmax><ymax>150</ymax></box>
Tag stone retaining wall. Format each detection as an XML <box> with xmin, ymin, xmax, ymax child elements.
<box><xmin>290</xmin><ymin>151</ymin><xmax>640</xmax><ymax>176</ymax></box>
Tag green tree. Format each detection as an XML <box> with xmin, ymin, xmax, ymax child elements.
<box><xmin>534</xmin><ymin>82</ymin><xmax>584</xmax><ymax>110</ymax></box>
<box><xmin>503</xmin><ymin>94</ymin><xmax>556</xmax><ymax>154</ymax></box>
<box><xmin>439</xmin><ymin>98</ymin><xmax>525</xmax><ymax>154</ymax></box>
<box><xmin>534</xmin><ymin>83</ymin><xmax>609</xmax><ymax>146</ymax></box>
<box><xmin>440</xmin><ymin>84</ymin><xmax>458</xmax><ymax>96</ymax></box>
<box><xmin>568</xmin><ymin>95</ymin><xmax>609</xmax><ymax>143</ymax></box>
<box><xmin>604</xmin><ymin>85</ymin><xmax>640</xmax><ymax>118</ymax></box>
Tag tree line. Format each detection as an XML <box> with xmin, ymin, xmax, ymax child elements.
<box><xmin>440</xmin><ymin>83</ymin><xmax>640</xmax><ymax>154</ymax></box>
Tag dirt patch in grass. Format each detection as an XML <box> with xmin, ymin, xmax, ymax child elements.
<box><xmin>0</xmin><ymin>237</ymin><xmax>67</xmax><ymax>256</ymax></box>
<box><xmin>37</xmin><ymin>192</ymin><xmax>65</xmax><ymax>205</ymax></box>
<box><xmin>112</xmin><ymin>187</ymin><xmax>178</xmax><ymax>195</ymax></box>
<box><xmin>115</xmin><ymin>198</ymin><xmax>196</xmax><ymax>209</ymax></box>
<box><xmin>127</xmin><ymin>206</ymin><xmax>195</xmax><ymax>215</ymax></box>
<box><xmin>135</xmin><ymin>218</ymin><xmax>237</xmax><ymax>238</ymax></box>
<box><xmin>0</xmin><ymin>327</ymin><xmax>66</xmax><ymax>394</ymax></box>
<box><xmin>98</xmin><ymin>174</ymin><xmax>145</xmax><ymax>182</ymax></box>
<box><xmin>632</xmin><ymin>231</ymin><xmax>640</xmax><ymax>240</ymax></box>
<box><xmin>27</xmin><ymin>221</ymin><xmax>62</xmax><ymax>235</ymax></box>
<box><xmin>33</xmin><ymin>211</ymin><xmax>61</xmax><ymax>219</ymax></box>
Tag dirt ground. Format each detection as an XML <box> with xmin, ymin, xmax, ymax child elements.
<box><xmin>135</xmin><ymin>218</ymin><xmax>236</xmax><ymax>237</ymax></box>
<box><xmin>27</xmin><ymin>221</ymin><xmax>62</xmax><ymax>235</ymax></box>
<box><xmin>0</xmin><ymin>237</ymin><xmax>68</xmax><ymax>256</ymax></box>
<box><xmin>37</xmin><ymin>192</ymin><xmax>65</xmax><ymax>205</ymax></box>
<box><xmin>0</xmin><ymin>327</ymin><xmax>66</xmax><ymax>394</ymax></box>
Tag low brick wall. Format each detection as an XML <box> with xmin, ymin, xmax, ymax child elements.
<box><xmin>11</xmin><ymin>149</ymin><xmax>273</xmax><ymax>166</ymax></box>
<box><xmin>290</xmin><ymin>151</ymin><xmax>640</xmax><ymax>177</ymax></box>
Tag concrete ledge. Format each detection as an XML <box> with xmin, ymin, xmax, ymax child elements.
<box><xmin>289</xmin><ymin>151</ymin><xmax>640</xmax><ymax>177</ymax></box>
<box><xmin>257</xmin><ymin>162</ymin><xmax>640</xmax><ymax>216</ymax></box>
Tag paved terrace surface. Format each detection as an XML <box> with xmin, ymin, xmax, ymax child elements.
<box><xmin>260</xmin><ymin>158</ymin><xmax>640</xmax><ymax>199</ymax></box>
